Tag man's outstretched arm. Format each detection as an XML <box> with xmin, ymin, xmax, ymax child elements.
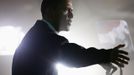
<box><xmin>59</xmin><ymin>43</ymin><xmax>129</xmax><ymax>68</ymax></box>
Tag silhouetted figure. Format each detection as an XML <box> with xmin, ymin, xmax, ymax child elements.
<box><xmin>12</xmin><ymin>0</ymin><xmax>130</xmax><ymax>75</ymax></box>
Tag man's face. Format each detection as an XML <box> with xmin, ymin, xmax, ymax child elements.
<box><xmin>59</xmin><ymin>1</ymin><xmax>73</xmax><ymax>31</ymax></box>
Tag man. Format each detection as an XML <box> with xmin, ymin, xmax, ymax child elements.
<box><xmin>12</xmin><ymin>0</ymin><xmax>130</xmax><ymax>75</ymax></box>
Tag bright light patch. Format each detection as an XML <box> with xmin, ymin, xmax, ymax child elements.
<box><xmin>97</xmin><ymin>20</ymin><xmax>134</xmax><ymax>52</ymax></box>
<box><xmin>56</xmin><ymin>63</ymin><xmax>105</xmax><ymax>75</ymax></box>
<box><xmin>0</xmin><ymin>26</ymin><xmax>24</xmax><ymax>55</ymax></box>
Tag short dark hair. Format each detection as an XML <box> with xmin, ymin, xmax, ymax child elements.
<box><xmin>41</xmin><ymin>0</ymin><xmax>68</xmax><ymax>19</ymax></box>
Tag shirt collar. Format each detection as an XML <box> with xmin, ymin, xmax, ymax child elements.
<box><xmin>42</xmin><ymin>19</ymin><xmax>57</xmax><ymax>33</ymax></box>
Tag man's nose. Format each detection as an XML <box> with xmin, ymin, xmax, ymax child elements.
<box><xmin>68</xmin><ymin>11</ymin><xmax>73</xmax><ymax>19</ymax></box>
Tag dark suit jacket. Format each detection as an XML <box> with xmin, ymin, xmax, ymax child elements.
<box><xmin>12</xmin><ymin>20</ymin><xmax>110</xmax><ymax>75</ymax></box>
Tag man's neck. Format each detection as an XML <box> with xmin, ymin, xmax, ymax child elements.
<box><xmin>42</xmin><ymin>19</ymin><xmax>60</xmax><ymax>33</ymax></box>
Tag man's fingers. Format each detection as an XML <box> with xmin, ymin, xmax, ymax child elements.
<box><xmin>118</xmin><ymin>50</ymin><xmax>129</xmax><ymax>55</ymax></box>
<box><xmin>114</xmin><ymin>44</ymin><xmax>125</xmax><ymax>49</ymax></box>
<box><xmin>116</xmin><ymin>57</ymin><xmax>129</xmax><ymax>64</ymax></box>
<box><xmin>113</xmin><ymin>61</ymin><xmax>124</xmax><ymax>67</ymax></box>
<box><xmin>110</xmin><ymin>45</ymin><xmax>130</xmax><ymax>68</ymax></box>
<box><xmin>118</xmin><ymin>55</ymin><xmax>130</xmax><ymax>61</ymax></box>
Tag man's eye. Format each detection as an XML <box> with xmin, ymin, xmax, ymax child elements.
<box><xmin>63</xmin><ymin>10</ymin><xmax>68</xmax><ymax>15</ymax></box>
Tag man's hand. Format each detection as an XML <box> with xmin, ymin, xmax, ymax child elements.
<box><xmin>110</xmin><ymin>44</ymin><xmax>130</xmax><ymax>67</ymax></box>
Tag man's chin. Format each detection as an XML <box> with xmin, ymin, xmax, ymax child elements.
<box><xmin>61</xmin><ymin>29</ymin><xmax>69</xmax><ymax>31</ymax></box>
<box><xmin>60</xmin><ymin>27</ymin><xmax>70</xmax><ymax>31</ymax></box>
<box><xmin>59</xmin><ymin>23</ymin><xmax>71</xmax><ymax>31</ymax></box>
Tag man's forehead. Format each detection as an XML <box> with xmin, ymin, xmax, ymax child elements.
<box><xmin>67</xmin><ymin>0</ymin><xmax>73</xmax><ymax>9</ymax></box>
<box><xmin>58</xmin><ymin>0</ymin><xmax>73</xmax><ymax>10</ymax></box>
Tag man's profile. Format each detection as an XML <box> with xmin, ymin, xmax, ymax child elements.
<box><xmin>12</xmin><ymin>0</ymin><xmax>130</xmax><ymax>75</ymax></box>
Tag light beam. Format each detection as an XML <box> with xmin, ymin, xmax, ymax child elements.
<box><xmin>0</xmin><ymin>26</ymin><xmax>24</xmax><ymax>55</ymax></box>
